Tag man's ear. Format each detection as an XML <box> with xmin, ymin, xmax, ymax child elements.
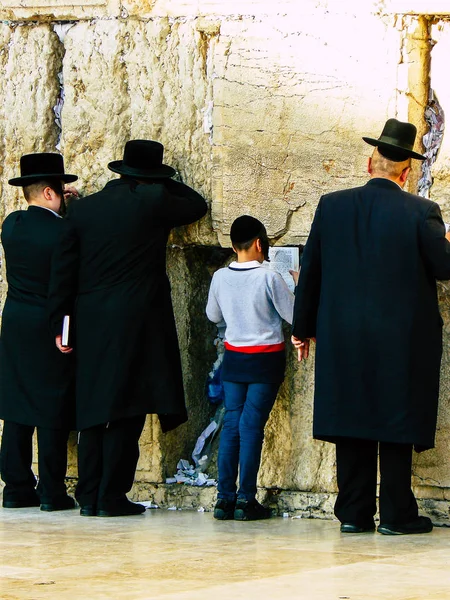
<box><xmin>400</xmin><ymin>166</ymin><xmax>410</xmax><ymax>184</ymax></box>
<box><xmin>231</xmin><ymin>244</ymin><xmax>237</xmax><ymax>255</ymax></box>
<box><xmin>43</xmin><ymin>186</ymin><xmax>54</xmax><ymax>202</ymax></box>
<box><xmin>367</xmin><ymin>157</ymin><xmax>372</xmax><ymax>174</ymax></box>
<box><xmin>255</xmin><ymin>238</ymin><xmax>262</xmax><ymax>253</ymax></box>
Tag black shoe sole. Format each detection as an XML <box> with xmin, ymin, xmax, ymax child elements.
<box><xmin>3</xmin><ymin>501</ymin><xmax>40</xmax><ymax>509</ymax></box>
<box><xmin>40</xmin><ymin>502</ymin><xmax>76</xmax><ymax>512</ymax></box>
<box><xmin>97</xmin><ymin>507</ymin><xmax>146</xmax><ymax>517</ymax></box>
<box><xmin>213</xmin><ymin>509</ymin><xmax>234</xmax><ymax>520</ymax></box>
<box><xmin>377</xmin><ymin>525</ymin><xmax>433</xmax><ymax>535</ymax></box>
<box><xmin>340</xmin><ymin>524</ymin><xmax>375</xmax><ymax>533</ymax></box>
<box><xmin>234</xmin><ymin>510</ymin><xmax>271</xmax><ymax>521</ymax></box>
<box><xmin>80</xmin><ymin>507</ymin><xmax>96</xmax><ymax>517</ymax></box>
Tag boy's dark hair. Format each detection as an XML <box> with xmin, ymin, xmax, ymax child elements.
<box><xmin>22</xmin><ymin>179</ymin><xmax>63</xmax><ymax>202</ymax></box>
<box><xmin>233</xmin><ymin>237</ymin><xmax>259</xmax><ymax>252</ymax></box>
<box><xmin>230</xmin><ymin>215</ymin><xmax>269</xmax><ymax>260</ymax></box>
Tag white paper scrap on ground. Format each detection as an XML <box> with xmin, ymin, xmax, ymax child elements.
<box><xmin>265</xmin><ymin>247</ymin><xmax>299</xmax><ymax>292</ymax></box>
<box><xmin>140</xmin><ymin>500</ymin><xmax>159</xmax><ymax>509</ymax></box>
<box><xmin>165</xmin><ymin>459</ymin><xmax>217</xmax><ymax>487</ymax></box>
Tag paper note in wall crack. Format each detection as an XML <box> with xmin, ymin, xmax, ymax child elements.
<box><xmin>62</xmin><ymin>315</ymin><xmax>70</xmax><ymax>347</ymax></box>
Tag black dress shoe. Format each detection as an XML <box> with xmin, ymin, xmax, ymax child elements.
<box><xmin>340</xmin><ymin>522</ymin><xmax>375</xmax><ymax>533</ymax></box>
<box><xmin>3</xmin><ymin>496</ymin><xmax>40</xmax><ymax>509</ymax></box>
<box><xmin>97</xmin><ymin>499</ymin><xmax>146</xmax><ymax>517</ymax></box>
<box><xmin>40</xmin><ymin>496</ymin><xmax>76</xmax><ymax>512</ymax></box>
<box><xmin>213</xmin><ymin>498</ymin><xmax>236</xmax><ymax>520</ymax></box>
<box><xmin>377</xmin><ymin>516</ymin><xmax>433</xmax><ymax>535</ymax></box>
<box><xmin>80</xmin><ymin>505</ymin><xmax>96</xmax><ymax>517</ymax></box>
<box><xmin>234</xmin><ymin>499</ymin><xmax>272</xmax><ymax>521</ymax></box>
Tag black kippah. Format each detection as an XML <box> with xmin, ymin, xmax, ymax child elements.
<box><xmin>230</xmin><ymin>215</ymin><xmax>265</xmax><ymax>244</ymax></box>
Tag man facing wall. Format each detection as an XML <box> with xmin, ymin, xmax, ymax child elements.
<box><xmin>292</xmin><ymin>118</ymin><xmax>450</xmax><ymax>535</ymax></box>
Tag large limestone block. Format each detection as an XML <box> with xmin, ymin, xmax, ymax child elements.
<box><xmin>428</xmin><ymin>22</ymin><xmax>450</xmax><ymax>218</ymax></box>
<box><xmin>58</xmin><ymin>20</ymin><xmax>131</xmax><ymax>194</ymax></box>
<box><xmin>0</xmin><ymin>0</ymin><xmax>120</xmax><ymax>21</ymax></box>
<box><xmin>259</xmin><ymin>346</ymin><xmax>337</xmax><ymax>493</ymax></box>
<box><xmin>412</xmin><ymin>284</ymin><xmax>450</xmax><ymax>491</ymax></box>
<box><xmin>385</xmin><ymin>0</ymin><xmax>450</xmax><ymax>14</ymax></box>
<box><xmin>60</xmin><ymin>18</ymin><xmax>215</xmax><ymax>245</ymax></box>
<box><xmin>124</xmin><ymin>0</ymin><xmax>384</xmax><ymax>19</ymax></box>
<box><xmin>0</xmin><ymin>22</ymin><xmax>61</xmax><ymax>220</ymax></box>
<box><xmin>135</xmin><ymin>247</ymin><xmax>225</xmax><ymax>483</ymax></box>
<box><xmin>211</xmin><ymin>12</ymin><xmax>400</xmax><ymax>245</ymax></box>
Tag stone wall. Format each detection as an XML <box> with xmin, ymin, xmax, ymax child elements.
<box><xmin>1</xmin><ymin>0</ymin><xmax>450</xmax><ymax>523</ymax></box>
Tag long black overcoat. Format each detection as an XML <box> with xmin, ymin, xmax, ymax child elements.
<box><xmin>292</xmin><ymin>178</ymin><xmax>450</xmax><ymax>450</ymax></box>
<box><xmin>48</xmin><ymin>178</ymin><xmax>207</xmax><ymax>432</ymax></box>
<box><xmin>0</xmin><ymin>206</ymin><xmax>75</xmax><ymax>428</ymax></box>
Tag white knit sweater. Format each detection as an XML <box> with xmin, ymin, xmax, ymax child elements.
<box><xmin>206</xmin><ymin>260</ymin><xmax>295</xmax><ymax>348</ymax></box>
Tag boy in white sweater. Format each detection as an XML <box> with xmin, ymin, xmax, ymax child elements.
<box><xmin>206</xmin><ymin>215</ymin><xmax>296</xmax><ymax>520</ymax></box>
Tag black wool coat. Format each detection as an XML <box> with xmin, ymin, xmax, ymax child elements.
<box><xmin>48</xmin><ymin>178</ymin><xmax>207</xmax><ymax>432</ymax></box>
<box><xmin>0</xmin><ymin>206</ymin><xmax>75</xmax><ymax>429</ymax></box>
<box><xmin>292</xmin><ymin>178</ymin><xmax>450</xmax><ymax>451</ymax></box>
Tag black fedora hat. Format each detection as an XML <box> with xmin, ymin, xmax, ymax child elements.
<box><xmin>108</xmin><ymin>140</ymin><xmax>176</xmax><ymax>179</ymax></box>
<box><xmin>363</xmin><ymin>118</ymin><xmax>426</xmax><ymax>161</ymax></box>
<box><xmin>9</xmin><ymin>153</ymin><xmax>78</xmax><ymax>186</ymax></box>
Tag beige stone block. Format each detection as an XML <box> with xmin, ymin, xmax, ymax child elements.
<box><xmin>123</xmin><ymin>0</ymin><xmax>384</xmax><ymax>19</ymax></box>
<box><xmin>59</xmin><ymin>18</ymin><xmax>215</xmax><ymax>245</ymax></box>
<box><xmin>0</xmin><ymin>23</ymin><xmax>61</xmax><ymax>221</ymax></box>
<box><xmin>211</xmin><ymin>14</ymin><xmax>400</xmax><ymax>245</ymax></box>
<box><xmin>0</xmin><ymin>0</ymin><xmax>120</xmax><ymax>21</ymax></box>
<box><xmin>385</xmin><ymin>0</ymin><xmax>450</xmax><ymax>14</ymax></box>
<box><xmin>259</xmin><ymin>345</ymin><xmax>337</xmax><ymax>493</ymax></box>
<box><xmin>133</xmin><ymin>247</ymin><xmax>224</xmax><ymax>484</ymax></box>
<box><xmin>428</xmin><ymin>22</ymin><xmax>450</xmax><ymax>218</ymax></box>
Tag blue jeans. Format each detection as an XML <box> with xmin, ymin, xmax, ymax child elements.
<box><xmin>218</xmin><ymin>381</ymin><xmax>280</xmax><ymax>502</ymax></box>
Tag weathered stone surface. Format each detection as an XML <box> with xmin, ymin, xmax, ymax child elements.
<box><xmin>211</xmin><ymin>12</ymin><xmax>400</xmax><ymax>246</ymax></box>
<box><xmin>0</xmin><ymin>21</ymin><xmax>62</xmax><ymax>311</ymax></box>
<box><xmin>0</xmin><ymin>23</ymin><xmax>61</xmax><ymax>221</ymax></box>
<box><xmin>384</xmin><ymin>0</ymin><xmax>450</xmax><ymax>14</ymax></box>
<box><xmin>0</xmin><ymin>0</ymin><xmax>120</xmax><ymax>21</ymax></box>
<box><xmin>59</xmin><ymin>18</ymin><xmax>216</xmax><ymax>245</ymax></box>
<box><xmin>429</xmin><ymin>22</ymin><xmax>450</xmax><ymax>217</ymax></box>
<box><xmin>1</xmin><ymin>2</ymin><xmax>450</xmax><ymax>521</ymax></box>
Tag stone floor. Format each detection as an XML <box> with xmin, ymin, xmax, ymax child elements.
<box><xmin>1</xmin><ymin>507</ymin><xmax>450</xmax><ymax>600</ymax></box>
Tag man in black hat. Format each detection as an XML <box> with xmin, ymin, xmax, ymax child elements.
<box><xmin>292</xmin><ymin>118</ymin><xmax>450</xmax><ymax>535</ymax></box>
<box><xmin>48</xmin><ymin>140</ymin><xmax>208</xmax><ymax>517</ymax></box>
<box><xmin>0</xmin><ymin>153</ymin><xmax>77</xmax><ymax>511</ymax></box>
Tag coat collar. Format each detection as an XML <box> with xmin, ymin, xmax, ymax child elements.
<box><xmin>27</xmin><ymin>205</ymin><xmax>61</xmax><ymax>218</ymax></box>
<box><xmin>365</xmin><ymin>177</ymin><xmax>403</xmax><ymax>192</ymax></box>
<box><xmin>105</xmin><ymin>178</ymin><xmax>129</xmax><ymax>189</ymax></box>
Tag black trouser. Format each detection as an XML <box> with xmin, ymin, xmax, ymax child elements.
<box><xmin>334</xmin><ymin>438</ymin><xmax>419</xmax><ymax>526</ymax></box>
<box><xmin>0</xmin><ymin>421</ymin><xmax>70</xmax><ymax>503</ymax></box>
<box><xmin>75</xmin><ymin>415</ymin><xmax>146</xmax><ymax>510</ymax></box>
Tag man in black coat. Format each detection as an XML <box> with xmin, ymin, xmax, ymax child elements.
<box><xmin>292</xmin><ymin>119</ymin><xmax>450</xmax><ymax>535</ymax></box>
<box><xmin>49</xmin><ymin>140</ymin><xmax>208</xmax><ymax>517</ymax></box>
<box><xmin>0</xmin><ymin>153</ymin><xmax>77</xmax><ymax>511</ymax></box>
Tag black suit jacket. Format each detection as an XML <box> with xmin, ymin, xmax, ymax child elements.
<box><xmin>0</xmin><ymin>206</ymin><xmax>75</xmax><ymax>428</ymax></box>
<box><xmin>292</xmin><ymin>178</ymin><xmax>450</xmax><ymax>450</ymax></box>
<box><xmin>48</xmin><ymin>178</ymin><xmax>207</xmax><ymax>432</ymax></box>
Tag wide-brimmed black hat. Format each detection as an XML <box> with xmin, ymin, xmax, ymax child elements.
<box><xmin>8</xmin><ymin>153</ymin><xmax>78</xmax><ymax>186</ymax></box>
<box><xmin>108</xmin><ymin>140</ymin><xmax>176</xmax><ymax>179</ymax></box>
<box><xmin>363</xmin><ymin>118</ymin><xmax>426</xmax><ymax>161</ymax></box>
